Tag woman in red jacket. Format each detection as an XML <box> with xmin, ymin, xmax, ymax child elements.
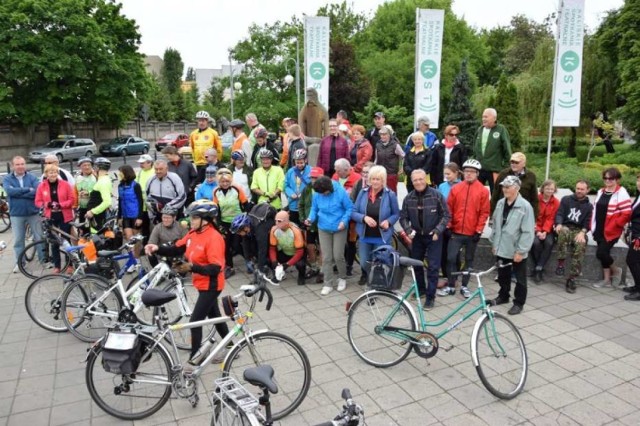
<box><xmin>592</xmin><ymin>167</ymin><xmax>632</xmax><ymax>288</ymax></box>
<box><xmin>348</xmin><ymin>125</ymin><xmax>373</xmax><ymax>174</ymax></box>
<box><xmin>145</xmin><ymin>202</ymin><xmax>229</xmax><ymax>369</ymax></box>
<box><xmin>530</xmin><ymin>180</ymin><xmax>560</xmax><ymax>283</ymax></box>
<box><xmin>35</xmin><ymin>164</ymin><xmax>76</xmax><ymax>273</ymax></box>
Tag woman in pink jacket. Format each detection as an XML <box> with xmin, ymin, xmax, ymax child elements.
<box><xmin>35</xmin><ymin>164</ymin><xmax>77</xmax><ymax>273</ymax></box>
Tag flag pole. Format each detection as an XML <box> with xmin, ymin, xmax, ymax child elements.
<box><xmin>545</xmin><ymin>0</ymin><xmax>563</xmax><ymax>180</ymax></box>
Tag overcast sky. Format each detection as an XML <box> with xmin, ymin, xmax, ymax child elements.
<box><xmin>119</xmin><ymin>0</ymin><xmax>622</xmax><ymax>71</ymax></box>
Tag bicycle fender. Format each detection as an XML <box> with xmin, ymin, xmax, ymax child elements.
<box><xmin>349</xmin><ymin>290</ymin><xmax>419</xmax><ymax>328</ymax></box>
<box><xmin>470</xmin><ymin>312</ymin><xmax>490</xmax><ymax>368</ymax></box>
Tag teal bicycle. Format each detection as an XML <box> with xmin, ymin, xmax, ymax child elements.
<box><xmin>347</xmin><ymin>258</ymin><xmax>528</xmax><ymax>399</ymax></box>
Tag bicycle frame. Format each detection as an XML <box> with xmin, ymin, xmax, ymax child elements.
<box><xmin>376</xmin><ymin>265</ymin><xmax>498</xmax><ymax>342</ymax></box>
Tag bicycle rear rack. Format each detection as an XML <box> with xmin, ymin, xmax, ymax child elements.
<box><xmin>213</xmin><ymin>376</ymin><xmax>261</xmax><ymax>416</ymax></box>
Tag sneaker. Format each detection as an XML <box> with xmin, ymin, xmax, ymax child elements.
<box><xmin>182</xmin><ymin>361</ymin><xmax>197</xmax><ymax>374</ymax></box>
<box><xmin>44</xmin><ymin>262</ymin><xmax>54</xmax><ymax>269</ymax></box>
<box><xmin>224</xmin><ymin>267</ymin><xmax>236</xmax><ymax>279</ymax></box>
<box><xmin>126</xmin><ymin>264</ymin><xmax>137</xmax><ymax>274</ymax></box>
<box><xmin>423</xmin><ymin>299</ymin><xmax>435</xmax><ymax>311</ymax></box>
<box><xmin>555</xmin><ymin>263</ymin><xmax>565</xmax><ymax>276</ymax></box>
<box><xmin>52</xmin><ymin>267</ymin><xmax>61</xmax><ymax>274</ymax></box>
<box><xmin>622</xmin><ymin>286</ymin><xmax>638</xmax><ymax>293</ymax></box>
<box><xmin>320</xmin><ymin>286</ymin><xmax>333</xmax><ymax>296</ymax></box>
<box><xmin>346</xmin><ymin>266</ymin><xmax>353</xmax><ymax>277</ymax></box>
<box><xmin>508</xmin><ymin>304</ymin><xmax>523</xmax><ymax>315</ymax></box>
<box><xmin>337</xmin><ymin>279</ymin><xmax>347</xmax><ymax>292</ymax></box>
<box><xmin>566</xmin><ymin>278</ymin><xmax>576</xmax><ymax>294</ymax></box>
<box><xmin>437</xmin><ymin>287</ymin><xmax>455</xmax><ymax>297</ymax></box>
<box><xmin>487</xmin><ymin>297</ymin><xmax>509</xmax><ymax>306</ymax></box>
<box><xmin>535</xmin><ymin>270</ymin><xmax>544</xmax><ymax>284</ymax></box>
<box><xmin>611</xmin><ymin>269</ymin><xmax>622</xmax><ymax>287</ymax></box>
<box><xmin>624</xmin><ymin>292</ymin><xmax>640</xmax><ymax>301</ymax></box>
<box><xmin>315</xmin><ymin>273</ymin><xmax>324</xmax><ymax>284</ymax></box>
<box><xmin>12</xmin><ymin>265</ymin><xmax>18</xmax><ymax>274</ymax></box>
<box><xmin>460</xmin><ymin>286</ymin><xmax>471</xmax><ymax>299</ymax></box>
<box><xmin>592</xmin><ymin>280</ymin><xmax>612</xmax><ymax>288</ymax></box>
<box><xmin>358</xmin><ymin>275</ymin><xmax>367</xmax><ymax>286</ymax></box>
<box><xmin>65</xmin><ymin>266</ymin><xmax>75</xmax><ymax>275</ymax></box>
<box><xmin>297</xmin><ymin>275</ymin><xmax>305</xmax><ymax>286</ymax></box>
<box><xmin>211</xmin><ymin>348</ymin><xmax>227</xmax><ymax>364</ymax></box>
<box><xmin>245</xmin><ymin>261</ymin><xmax>255</xmax><ymax>274</ymax></box>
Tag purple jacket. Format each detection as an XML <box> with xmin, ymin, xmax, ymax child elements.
<box><xmin>317</xmin><ymin>134</ymin><xmax>349</xmax><ymax>177</ymax></box>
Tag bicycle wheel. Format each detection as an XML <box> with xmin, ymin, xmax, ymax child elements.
<box><xmin>155</xmin><ymin>279</ymin><xmax>216</xmax><ymax>351</ymax></box>
<box><xmin>86</xmin><ymin>333</ymin><xmax>173</xmax><ymax>420</ymax></box>
<box><xmin>347</xmin><ymin>291</ymin><xmax>417</xmax><ymax>368</ymax></box>
<box><xmin>0</xmin><ymin>211</ymin><xmax>10</xmax><ymax>233</ymax></box>
<box><xmin>472</xmin><ymin>312</ymin><xmax>528</xmax><ymax>399</ymax></box>
<box><xmin>223</xmin><ymin>331</ymin><xmax>311</xmax><ymax>421</ymax></box>
<box><xmin>61</xmin><ymin>275</ymin><xmax>122</xmax><ymax>342</ymax></box>
<box><xmin>25</xmin><ymin>274</ymin><xmax>69</xmax><ymax>332</ymax></box>
<box><xmin>18</xmin><ymin>240</ymin><xmax>71</xmax><ymax>279</ymax></box>
<box><xmin>211</xmin><ymin>398</ymin><xmax>252</xmax><ymax>426</ymax></box>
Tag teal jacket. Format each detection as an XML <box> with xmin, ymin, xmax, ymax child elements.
<box><xmin>473</xmin><ymin>123</ymin><xmax>512</xmax><ymax>172</ymax></box>
<box><xmin>490</xmin><ymin>194</ymin><xmax>535</xmax><ymax>259</ymax></box>
<box><xmin>308</xmin><ymin>181</ymin><xmax>353</xmax><ymax>233</ymax></box>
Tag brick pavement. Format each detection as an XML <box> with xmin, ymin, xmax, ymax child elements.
<box><xmin>1</xmin><ymin>227</ymin><xmax>640</xmax><ymax>426</ymax></box>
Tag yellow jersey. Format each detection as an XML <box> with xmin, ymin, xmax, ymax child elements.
<box><xmin>189</xmin><ymin>127</ymin><xmax>222</xmax><ymax>166</ymax></box>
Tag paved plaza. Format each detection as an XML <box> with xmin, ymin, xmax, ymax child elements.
<box><xmin>1</xmin><ymin>227</ymin><xmax>640</xmax><ymax>426</ymax></box>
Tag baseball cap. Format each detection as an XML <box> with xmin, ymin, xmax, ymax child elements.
<box><xmin>374</xmin><ymin>111</ymin><xmax>385</xmax><ymax>118</ymax></box>
<box><xmin>338</xmin><ymin>124</ymin><xmax>348</xmax><ymax>132</ymax></box>
<box><xmin>510</xmin><ymin>152</ymin><xmax>526</xmax><ymax>163</ymax></box>
<box><xmin>500</xmin><ymin>175</ymin><xmax>521</xmax><ymax>187</ymax></box>
<box><xmin>137</xmin><ymin>154</ymin><xmax>154</xmax><ymax>163</ymax></box>
<box><xmin>310</xmin><ymin>167</ymin><xmax>324</xmax><ymax>178</ymax></box>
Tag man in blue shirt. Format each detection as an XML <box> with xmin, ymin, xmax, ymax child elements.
<box><xmin>3</xmin><ymin>156</ymin><xmax>43</xmax><ymax>271</ymax></box>
<box><xmin>404</xmin><ymin>116</ymin><xmax>438</xmax><ymax>153</ymax></box>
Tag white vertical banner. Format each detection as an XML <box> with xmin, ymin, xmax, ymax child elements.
<box><xmin>552</xmin><ymin>0</ymin><xmax>585</xmax><ymax>127</ymax></box>
<box><xmin>415</xmin><ymin>9</ymin><xmax>444</xmax><ymax>129</ymax></box>
<box><xmin>304</xmin><ymin>16</ymin><xmax>330</xmax><ymax>110</ymax></box>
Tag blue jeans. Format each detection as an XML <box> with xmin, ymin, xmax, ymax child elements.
<box><xmin>12</xmin><ymin>214</ymin><xmax>43</xmax><ymax>263</ymax></box>
<box><xmin>358</xmin><ymin>241</ymin><xmax>380</xmax><ymax>276</ymax></box>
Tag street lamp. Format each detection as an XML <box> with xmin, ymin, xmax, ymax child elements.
<box><xmin>283</xmin><ymin>38</ymin><xmax>301</xmax><ymax>115</ymax></box>
<box><xmin>229</xmin><ymin>55</ymin><xmax>243</xmax><ymax>119</ymax></box>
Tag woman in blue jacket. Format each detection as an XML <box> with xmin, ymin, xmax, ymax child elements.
<box><xmin>305</xmin><ymin>176</ymin><xmax>352</xmax><ymax>296</ymax></box>
<box><xmin>351</xmin><ymin>165</ymin><xmax>400</xmax><ymax>285</ymax></box>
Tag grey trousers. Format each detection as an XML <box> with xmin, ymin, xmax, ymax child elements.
<box><xmin>318</xmin><ymin>228</ymin><xmax>348</xmax><ymax>287</ymax></box>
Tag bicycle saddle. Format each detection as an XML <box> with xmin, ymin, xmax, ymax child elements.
<box><xmin>243</xmin><ymin>365</ymin><xmax>279</xmax><ymax>394</ymax></box>
<box><xmin>399</xmin><ymin>256</ymin><xmax>424</xmax><ymax>268</ymax></box>
<box><xmin>97</xmin><ymin>250</ymin><xmax>121</xmax><ymax>258</ymax></box>
<box><xmin>141</xmin><ymin>288</ymin><xmax>177</xmax><ymax>307</ymax></box>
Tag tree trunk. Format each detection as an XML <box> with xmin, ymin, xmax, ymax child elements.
<box><xmin>567</xmin><ymin>127</ymin><xmax>577</xmax><ymax>158</ymax></box>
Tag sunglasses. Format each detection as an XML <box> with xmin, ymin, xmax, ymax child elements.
<box><xmin>510</xmin><ymin>160</ymin><xmax>521</xmax><ymax>164</ymax></box>
<box><xmin>44</xmin><ymin>161</ymin><xmax>55</xmax><ymax>164</ymax></box>
<box><xmin>447</xmin><ymin>133</ymin><xmax>458</xmax><ymax>136</ymax></box>
<box><xmin>603</xmin><ymin>176</ymin><xmax>615</xmax><ymax>181</ymax></box>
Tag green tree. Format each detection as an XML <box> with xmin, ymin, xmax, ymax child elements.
<box><xmin>328</xmin><ymin>39</ymin><xmax>370</xmax><ymax>117</ymax></box>
<box><xmin>185</xmin><ymin>67</ymin><xmax>196</xmax><ymax>81</ymax></box>
<box><xmin>161</xmin><ymin>48</ymin><xmax>186</xmax><ymax>118</ymax></box>
<box><xmin>138</xmin><ymin>75</ymin><xmax>175</xmax><ymax>121</ymax></box>
<box><xmin>353</xmin><ymin>97</ymin><xmax>413</xmax><ymax>141</ymax></box>
<box><xmin>317</xmin><ymin>1</ymin><xmax>369</xmax><ymax>41</ymax></box>
<box><xmin>477</xmin><ymin>26</ymin><xmax>512</xmax><ymax>86</ymax></box>
<box><xmin>503</xmin><ymin>15</ymin><xmax>553</xmax><ymax>75</ymax></box>
<box><xmin>494</xmin><ymin>74</ymin><xmax>522</xmax><ymax>150</ymax></box>
<box><xmin>443</xmin><ymin>60</ymin><xmax>478</xmax><ymax>150</ymax></box>
<box><xmin>0</xmin><ymin>0</ymin><xmax>148</xmax><ymax>126</ymax></box>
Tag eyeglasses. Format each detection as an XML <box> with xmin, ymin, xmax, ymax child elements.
<box><xmin>603</xmin><ymin>176</ymin><xmax>615</xmax><ymax>181</ymax></box>
<box><xmin>447</xmin><ymin>133</ymin><xmax>458</xmax><ymax>136</ymax></box>
<box><xmin>510</xmin><ymin>160</ymin><xmax>521</xmax><ymax>165</ymax></box>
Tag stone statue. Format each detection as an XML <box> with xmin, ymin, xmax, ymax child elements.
<box><xmin>298</xmin><ymin>88</ymin><xmax>330</xmax><ymax>139</ymax></box>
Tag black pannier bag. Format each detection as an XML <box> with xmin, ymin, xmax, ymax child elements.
<box><xmin>367</xmin><ymin>245</ymin><xmax>405</xmax><ymax>291</ymax></box>
<box><xmin>101</xmin><ymin>330</ymin><xmax>143</xmax><ymax>374</ymax></box>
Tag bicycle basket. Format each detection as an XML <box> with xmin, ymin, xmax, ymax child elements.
<box><xmin>367</xmin><ymin>245</ymin><xmax>405</xmax><ymax>291</ymax></box>
<box><xmin>101</xmin><ymin>330</ymin><xmax>143</xmax><ymax>374</ymax></box>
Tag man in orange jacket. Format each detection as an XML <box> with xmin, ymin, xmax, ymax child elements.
<box><xmin>439</xmin><ymin>159</ymin><xmax>490</xmax><ymax>299</ymax></box>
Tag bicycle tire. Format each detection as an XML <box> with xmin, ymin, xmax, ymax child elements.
<box><xmin>0</xmin><ymin>211</ymin><xmax>10</xmax><ymax>233</ymax></box>
<box><xmin>155</xmin><ymin>279</ymin><xmax>216</xmax><ymax>351</ymax></box>
<box><xmin>223</xmin><ymin>330</ymin><xmax>311</xmax><ymax>421</ymax></box>
<box><xmin>347</xmin><ymin>290</ymin><xmax>417</xmax><ymax>368</ymax></box>
<box><xmin>211</xmin><ymin>398</ymin><xmax>253</xmax><ymax>426</ymax></box>
<box><xmin>61</xmin><ymin>275</ymin><xmax>123</xmax><ymax>342</ymax></box>
<box><xmin>18</xmin><ymin>240</ymin><xmax>71</xmax><ymax>279</ymax></box>
<box><xmin>471</xmin><ymin>312</ymin><xmax>528</xmax><ymax>400</ymax></box>
<box><xmin>25</xmin><ymin>273</ymin><xmax>107</xmax><ymax>333</ymax></box>
<box><xmin>86</xmin><ymin>333</ymin><xmax>173</xmax><ymax>420</ymax></box>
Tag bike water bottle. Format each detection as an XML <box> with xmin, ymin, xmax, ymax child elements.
<box><xmin>129</xmin><ymin>287</ymin><xmax>144</xmax><ymax>305</ymax></box>
<box><xmin>189</xmin><ymin>336</ymin><xmax>216</xmax><ymax>364</ymax></box>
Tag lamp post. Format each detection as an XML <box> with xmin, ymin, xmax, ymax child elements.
<box><xmin>229</xmin><ymin>55</ymin><xmax>243</xmax><ymax>119</ymax></box>
<box><xmin>283</xmin><ymin>38</ymin><xmax>301</xmax><ymax>115</ymax></box>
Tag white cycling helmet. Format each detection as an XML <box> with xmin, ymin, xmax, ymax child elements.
<box><xmin>462</xmin><ymin>159</ymin><xmax>482</xmax><ymax>171</ymax></box>
<box><xmin>195</xmin><ymin>110</ymin><xmax>211</xmax><ymax>120</ymax></box>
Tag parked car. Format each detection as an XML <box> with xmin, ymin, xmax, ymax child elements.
<box><xmin>29</xmin><ymin>135</ymin><xmax>96</xmax><ymax>163</ymax></box>
<box><xmin>155</xmin><ymin>133</ymin><xmax>189</xmax><ymax>150</ymax></box>
<box><xmin>99</xmin><ymin>135</ymin><xmax>150</xmax><ymax>156</ymax></box>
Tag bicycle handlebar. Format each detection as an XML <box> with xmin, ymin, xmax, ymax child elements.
<box><xmin>234</xmin><ymin>270</ymin><xmax>276</xmax><ymax>311</ymax></box>
<box><xmin>450</xmin><ymin>261</ymin><xmax>513</xmax><ymax>277</ymax></box>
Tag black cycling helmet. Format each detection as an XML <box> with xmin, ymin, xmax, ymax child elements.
<box><xmin>94</xmin><ymin>157</ymin><xmax>111</xmax><ymax>171</ymax></box>
<box><xmin>229</xmin><ymin>119</ymin><xmax>245</xmax><ymax>129</ymax></box>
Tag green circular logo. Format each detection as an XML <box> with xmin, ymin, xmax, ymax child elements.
<box><xmin>309</xmin><ymin>62</ymin><xmax>326</xmax><ymax>80</ymax></box>
<box><xmin>420</xmin><ymin>60</ymin><xmax>438</xmax><ymax>79</ymax></box>
<box><xmin>560</xmin><ymin>51</ymin><xmax>580</xmax><ymax>72</ymax></box>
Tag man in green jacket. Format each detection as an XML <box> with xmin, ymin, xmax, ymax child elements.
<box><xmin>473</xmin><ymin>108</ymin><xmax>512</xmax><ymax>193</ymax></box>
<box><xmin>488</xmin><ymin>175</ymin><xmax>535</xmax><ymax>315</ymax></box>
